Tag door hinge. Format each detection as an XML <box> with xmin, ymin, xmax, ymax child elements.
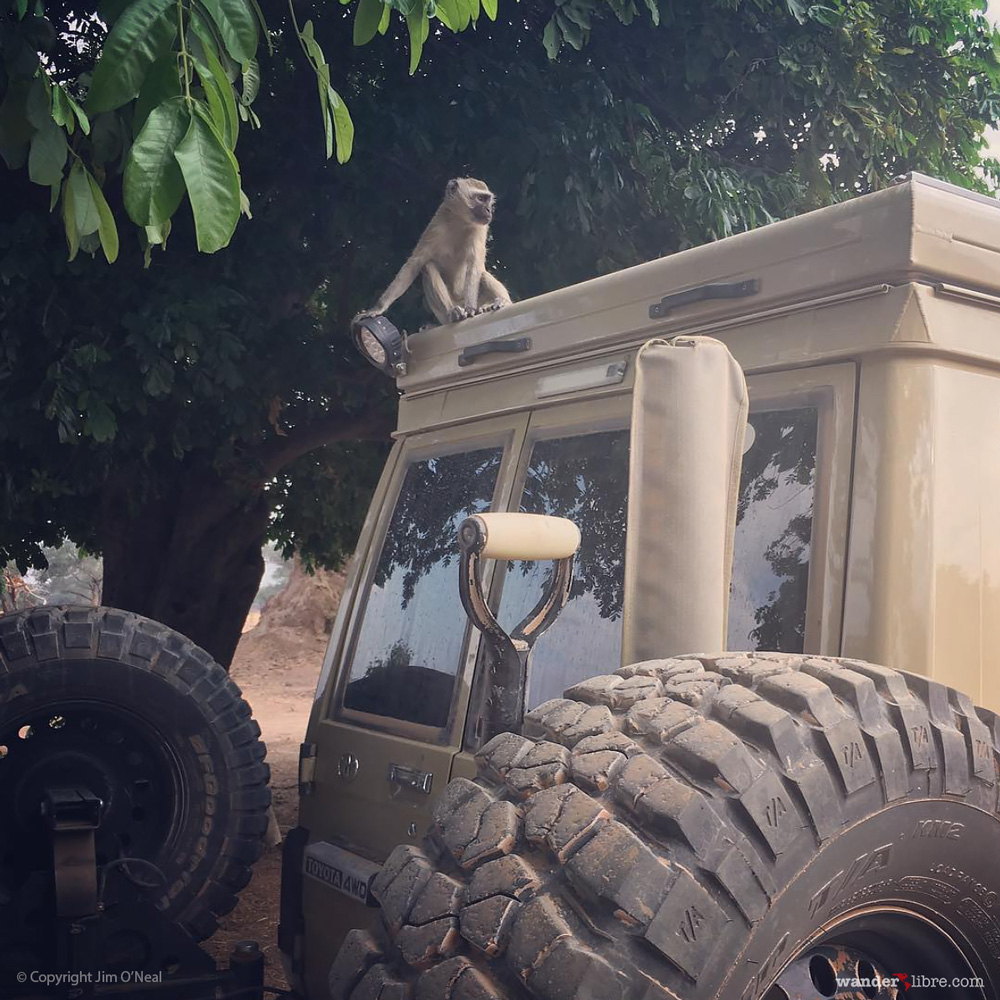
<box><xmin>298</xmin><ymin>743</ymin><xmax>317</xmax><ymax>796</ymax></box>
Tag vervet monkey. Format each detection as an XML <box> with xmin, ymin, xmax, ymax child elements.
<box><xmin>355</xmin><ymin>178</ymin><xmax>512</xmax><ymax>327</ymax></box>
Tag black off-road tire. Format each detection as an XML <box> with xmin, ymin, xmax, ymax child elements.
<box><xmin>0</xmin><ymin>606</ymin><xmax>270</xmax><ymax>947</ymax></box>
<box><xmin>329</xmin><ymin>653</ymin><xmax>1000</xmax><ymax>1000</ymax></box>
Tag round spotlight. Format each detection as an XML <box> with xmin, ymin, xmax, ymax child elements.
<box><xmin>351</xmin><ymin>315</ymin><xmax>406</xmax><ymax>376</ymax></box>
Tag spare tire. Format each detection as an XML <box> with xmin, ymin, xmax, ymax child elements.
<box><xmin>0</xmin><ymin>605</ymin><xmax>270</xmax><ymax>966</ymax></box>
<box><xmin>329</xmin><ymin>653</ymin><xmax>1000</xmax><ymax>1000</ymax></box>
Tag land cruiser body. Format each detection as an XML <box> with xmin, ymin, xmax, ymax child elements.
<box><xmin>280</xmin><ymin>173</ymin><xmax>1000</xmax><ymax>1000</ymax></box>
<box><xmin>4</xmin><ymin>171</ymin><xmax>997</xmax><ymax>1000</ymax></box>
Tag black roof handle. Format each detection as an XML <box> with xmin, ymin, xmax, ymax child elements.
<box><xmin>649</xmin><ymin>278</ymin><xmax>759</xmax><ymax>319</ymax></box>
<box><xmin>458</xmin><ymin>336</ymin><xmax>532</xmax><ymax>367</ymax></box>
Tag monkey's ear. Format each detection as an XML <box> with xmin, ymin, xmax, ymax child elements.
<box><xmin>446</xmin><ymin>179</ymin><xmax>459</xmax><ymax>196</ymax></box>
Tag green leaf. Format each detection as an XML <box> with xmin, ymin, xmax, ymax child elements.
<box><xmin>86</xmin><ymin>173</ymin><xmax>120</xmax><ymax>263</ymax></box>
<box><xmin>457</xmin><ymin>0</ymin><xmax>475</xmax><ymax>29</ymax></box>
<box><xmin>144</xmin><ymin>363</ymin><xmax>173</xmax><ymax>396</ymax></box>
<box><xmin>69</xmin><ymin>161</ymin><xmax>101</xmax><ymax>236</ymax></box>
<box><xmin>785</xmin><ymin>0</ymin><xmax>807</xmax><ymax>22</ymax></box>
<box><xmin>191</xmin><ymin>17</ymin><xmax>239</xmax><ymax>148</ymax></box>
<box><xmin>807</xmin><ymin>5</ymin><xmax>838</xmax><ymax>28</ymax></box>
<box><xmin>49</xmin><ymin>181</ymin><xmax>61</xmax><ymax>211</ymax></box>
<box><xmin>642</xmin><ymin>0</ymin><xmax>658</xmax><ymax>26</ymax></box>
<box><xmin>123</xmin><ymin>95</ymin><xmax>189</xmax><ymax>226</ymax></box>
<box><xmin>329</xmin><ymin>88</ymin><xmax>354</xmax><ymax>164</ymax></box>
<box><xmin>85</xmin><ymin>400</ymin><xmax>117</xmax><ymax>442</ymax></box>
<box><xmin>16</xmin><ymin>0</ymin><xmax>29</xmax><ymax>19</ymax></box>
<box><xmin>435</xmin><ymin>0</ymin><xmax>458</xmax><ymax>29</ymax></box>
<box><xmin>87</xmin><ymin>0</ymin><xmax>178</xmax><ymax>112</ymax></box>
<box><xmin>377</xmin><ymin>4</ymin><xmax>391</xmax><ymax>33</ymax></box>
<box><xmin>65</xmin><ymin>93</ymin><xmax>91</xmax><ymax>135</ymax></box>
<box><xmin>98</xmin><ymin>0</ymin><xmax>134</xmax><ymax>26</ymax></box>
<box><xmin>247</xmin><ymin>0</ymin><xmax>271</xmax><ymax>52</ymax></box>
<box><xmin>316</xmin><ymin>64</ymin><xmax>333</xmax><ymax>159</ymax></box>
<box><xmin>240</xmin><ymin>187</ymin><xmax>252</xmax><ymax>218</ymax></box>
<box><xmin>406</xmin><ymin>11</ymin><xmax>427</xmax><ymax>73</ymax></box>
<box><xmin>61</xmin><ymin>171</ymin><xmax>81</xmax><ymax>261</ymax></box>
<box><xmin>173</xmin><ymin>105</ymin><xmax>241</xmax><ymax>253</ymax></box>
<box><xmin>481</xmin><ymin>0</ymin><xmax>496</xmax><ymax>21</ymax></box>
<box><xmin>0</xmin><ymin>138</ymin><xmax>29</xmax><ymax>171</ymax></box>
<box><xmin>28</xmin><ymin>118</ymin><xmax>67</xmax><ymax>187</ymax></box>
<box><xmin>199</xmin><ymin>0</ymin><xmax>258</xmax><ymax>64</ymax></box>
<box><xmin>145</xmin><ymin>219</ymin><xmax>171</xmax><ymax>245</ymax></box>
<box><xmin>134</xmin><ymin>54</ymin><xmax>182</xmax><ymax>133</ymax></box>
<box><xmin>299</xmin><ymin>20</ymin><xmax>326</xmax><ymax>66</ymax></box>
<box><xmin>50</xmin><ymin>85</ymin><xmax>72</xmax><ymax>128</ymax></box>
<box><xmin>144</xmin><ymin>218</ymin><xmax>172</xmax><ymax>264</ymax></box>
<box><xmin>241</xmin><ymin>58</ymin><xmax>260</xmax><ymax>105</ymax></box>
<box><xmin>556</xmin><ymin>10</ymin><xmax>585</xmax><ymax>49</ymax></box>
<box><xmin>89</xmin><ymin>113</ymin><xmax>125</xmax><ymax>165</ymax></box>
<box><xmin>25</xmin><ymin>75</ymin><xmax>51</xmax><ymax>129</ymax></box>
<box><xmin>354</xmin><ymin>0</ymin><xmax>386</xmax><ymax>46</ymax></box>
<box><xmin>542</xmin><ymin>16</ymin><xmax>561</xmax><ymax>58</ymax></box>
<box><xmin>199</xmin><ymin>77</ymin><xmax>228</xmax><ymax>142</ymax></box>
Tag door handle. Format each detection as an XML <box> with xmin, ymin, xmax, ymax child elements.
<box><xmin>387</xmin><ymin>763</ymin><xmax>433</xmax><ymax>795</ymax></box>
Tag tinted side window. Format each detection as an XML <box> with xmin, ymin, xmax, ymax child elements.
<box><xmin>728</xmin><ymin>408</ymin><xmax>819</xmax><ymax>653</ymax></box>
<box><xmin>343</xmin><ymin>447</ymin><xmax>502</xmax><ymax>728</ymax></box>
<box><xmin>496</xmin><ymin>429</ymin><xmax>629</xmax><ymax>710</ymax></box>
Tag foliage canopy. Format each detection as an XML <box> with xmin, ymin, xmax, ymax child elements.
<box><xmin>2</xmin><ymin>0</ymin><xmax>1000</xmax><ymax>663</ymax></box>
<box><xmin>0</xmin><ymin>0</ymin><xmax>657</xmax><ymax>259</ymax></box>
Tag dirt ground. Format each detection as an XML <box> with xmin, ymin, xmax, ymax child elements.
<box><xmin>203</xmin><ymin>562</ymin><xmax>345</xmax><ymax>991</ymax></box>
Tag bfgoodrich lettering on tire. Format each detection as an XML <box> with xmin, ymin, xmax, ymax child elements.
<box><xmin>329</xmin><ymin>653</ymin><xmax>1000</xmax><ymax>999</ymax></box>
<box><xmin>0</xmin><ymin>605</ymin><xmax>271</xmax><ymax>961</ymax></box>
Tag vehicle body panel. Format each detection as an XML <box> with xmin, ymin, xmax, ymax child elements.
<box><xmin>283</xmin><ymin>174</ymin><xmax>1000</xmax><ymax>994</ymax></box>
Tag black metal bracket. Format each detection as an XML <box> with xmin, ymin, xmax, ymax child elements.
<box><xmin>458</xmin><ymin>337</ymin><xmax>531</xmax><ymax>367</ymax></box>
<box><xmin>458</xmin><ymin>516</ymin><xmax>574</xmax><ymax>744</ymax></box>
<box><xmin>2</xmin><ymin>784</ymin><xmax>272</xmax><ymax>1000</ymax></box>
<box><xmin>44</xmin><ymin>787</ymin><xmax>103</xmax><ymax>919</ymax></box>
<box><xmin>648</xmin><ymin>278</ymin><xmax>759</xmax><ymax>319</ymax></box>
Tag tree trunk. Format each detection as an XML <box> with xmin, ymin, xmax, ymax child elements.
<box><xmin>100</xmin><ymin>466</ymin><xmax>270</xmax><ymax>669</ymax></box>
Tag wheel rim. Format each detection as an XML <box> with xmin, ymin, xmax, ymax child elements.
<box><xmin>765</xmin><ymin>906</ymin><xmax>986</xmax><ymax>999</ymax></box>
<box><xmin>0</xmin><ymin>699</ymin><xmax>184</xmax><ymax>892</ymax></box>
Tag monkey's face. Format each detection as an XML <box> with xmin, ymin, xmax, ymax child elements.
<box><xmin>448</xmin><ymin>179</ymin><xmax>495</xmax><ymax>225</ymax></box>
<box><xmin>469</xmin><ymin>191</ymin><xmax>494</xmax><ymax>224</ymax></box>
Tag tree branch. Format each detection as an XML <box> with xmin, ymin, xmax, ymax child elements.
<box><xmin>256</xmin><ymin>402</ymin><xmax>395</xmax><ymax>479</ymax></box>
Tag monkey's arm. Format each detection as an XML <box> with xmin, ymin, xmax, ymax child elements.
<box><xmin>357</xmin><ymin>253</ymin><xmax>425</xmax><ymax>319</ymax></box>
<box><xmin>478</xmin><ymin>271</ymin><xmax>512</xmax><ymax>311</ymax></box>
<box><xmin>423</xmin><ymin>263</ymin><xmax>468</xmax><ymax>325</ymax></box>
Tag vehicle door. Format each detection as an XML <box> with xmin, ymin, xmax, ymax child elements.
<box><xmin>310</xmin><ymin>414</ymin><xmax>527</xmax><ymax>860</ymax></box>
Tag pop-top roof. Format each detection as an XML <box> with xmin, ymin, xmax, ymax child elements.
<box><xmin>394</xmin><ymin>173</ymin><xmax>1000</xmax><ymax>394</ymax></box>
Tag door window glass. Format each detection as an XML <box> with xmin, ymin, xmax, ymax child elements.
<box><xmin>728</xmin><ymin>407</ymin><xmax>819</xmax><ymax>652</ymax></box>
<box><xmin>496</xmin><ymin>429</ymin><xmax>630</xmax><ymax>710</ymax></box>
<box><xmin>342</xmin><ymin>446</ymin><xmax>503</xmax><ymax>728</ymax></box>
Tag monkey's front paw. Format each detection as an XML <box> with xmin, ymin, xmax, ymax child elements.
<box><xmin>448</xmin><ymin>306</ymin><xmax>470</xmax><ymax>323</ymax></box>
<box><xmin>352</xmin><ymin>310</ymin><xmax>380</xmax><ymax>328</ymax></box>
<box><xmin>484</xmin><ymin>298</ymin><xmax>510</xmax><ymax>312</ymax></box>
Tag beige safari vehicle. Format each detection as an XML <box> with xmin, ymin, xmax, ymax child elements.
<box><xmin>279</xmin><ymin>173</ymin><xmax>1000</xmax><ymax>1000</ymax></box>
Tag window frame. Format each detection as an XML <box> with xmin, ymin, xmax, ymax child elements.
<box><xmin>463</xmin><ymin>396</ymin><xmax>632</xmax><ymax>749</ymax></box>
<box><xmin>739</xmin><ymin>363</ymin><xmax>857</xmax><ymax>656</ymax></box>
<box><xmin>329</xmin><ymin>414</ymin><xmax>529</xmax><ymax>745</ymax></box>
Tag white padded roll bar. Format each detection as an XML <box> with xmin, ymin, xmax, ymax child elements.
<box><xmin>464</xmin><ymin>513</ymin><xmax>581</xmax><ymax>561</ymax></box>
<box><xmin>623</xmin><ymin>336</ymin><xmax>748</xmax><ymax>664</ymax></box>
